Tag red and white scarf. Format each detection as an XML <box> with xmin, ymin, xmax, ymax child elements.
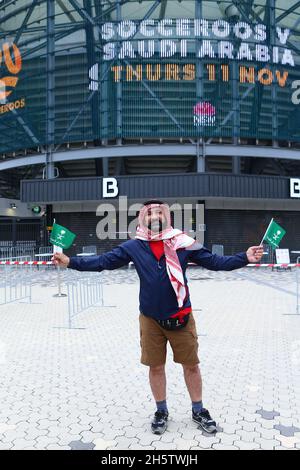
<box><xmin>135</xmin><ymin>203</ymin><xmax>202</xmax><ymax>308</ymax></box>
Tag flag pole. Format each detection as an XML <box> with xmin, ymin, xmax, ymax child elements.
<box><xmin>51</xmin><ymin>218</ymin><xmax>67</xmax><ymax>298</ymax></box>
<box><xmin>52</xmin><ymin>218</ymin><xmax>56</xmax><ymax>254</ymax></box>
<box><xmin>52</xmin><ymin>219</ymin><xmax>62</xmax><ymax>254</ymax></box>
<box><xmin>259</xmin><ymin>218</ymin><xmax>274</xmax><ymax>247</ymax></box>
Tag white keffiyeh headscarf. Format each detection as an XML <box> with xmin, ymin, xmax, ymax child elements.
<box><xmin>135</xmin><ymin>202</ymin><xmax>202</xmax><ymax>307</ymax></box>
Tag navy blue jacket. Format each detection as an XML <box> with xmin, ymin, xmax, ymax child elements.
<box><xmin>68</xmin><ymin>240</ymin><xmax>249</xmax><ymax>320</ymax></box>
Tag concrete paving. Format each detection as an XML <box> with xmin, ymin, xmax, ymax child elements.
<box><xmin>0</xmin><ymin>265</ymin><xmax>299</xmax><ymax>450</ymax></box>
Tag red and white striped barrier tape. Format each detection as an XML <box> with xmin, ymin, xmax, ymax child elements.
<box><xmin>0</xmin><ymin>261</ymin><xmax>54</xmax><ymax>266</ymax></box>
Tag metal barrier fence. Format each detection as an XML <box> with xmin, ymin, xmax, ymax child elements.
<box><xmin>262</xmin><ymin>244</ymin><xmax>275</xmax><ymax>264</ymax></box>
<box><xmin>212</xmin><ymin>244</ymin><xmax>224</xmax><ymax>256</ymax></box>
<box><xmin>0</xmin><ymin>266</ymin><xmax>32</xmax><ymax>305</ymax></box>
<box><xmin>66</xmin><ymin>274</ymin><xmax>104</xmax><ymax>329</ymax></box>
<box><xmin>36</xmin><ymin>247</ymin><xmax>56</xmax><ymax>275</ymax></box>
<box><xmin>11</xmin><ymin>247</ymin><xmax>35</xmax><ymax>260</ymax></box>
<box><xmin>0</xmin><ymin>241</ymin><xmax>13</xmax><ymax>247</ymax></box>
<box><xmin>0</xmin><ymin>246</ymin><xmax>35</xmax><ymax>262</ymax></box>
<box><xmin>1</xmin><ymin>260</ymin><xmax>299</xmax><ymax>324</ymax></box>
<box><xmin>38</xmin><ymin>246</ymin><xmax>53</xmax><ymax>261</ymax></box>
<box><xmin>0</xmin><ymin>243</ymin><xmax>53</xmax><ymax>265</ymax></box>
<box><xmin>82</xmin><ymin>245</ymin><xmax>97</xmax><ymax>255</ymax></box>
<box><xmin>0</xmin><ymin>263</ymin><xmax>115</xmax><ymax>328</ymax></box>
<box><xmin>0</xmin><ymin>247</ymin><xmax>11</xmax><ymax>260</ymax></box>
<box><xmin>16</xmin><ymin>241</ymin><xmax>36</xmax><ymax>248</ymax></box>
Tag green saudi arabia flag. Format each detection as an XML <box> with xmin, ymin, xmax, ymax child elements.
<box><xmin>50</xmin><ymin>222</ymin><xmax>76</xmax><ymax>250</ymax></box>
<box><xmin>262</xmin><ymin>219</ymin><xmax>286</xmax><ymax>249</ymax></box>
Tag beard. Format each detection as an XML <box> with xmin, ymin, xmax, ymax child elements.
<box><xmin>147</xmin><ymin>220</ymin><xmax>167</xmax><ymax>233</ymax></box>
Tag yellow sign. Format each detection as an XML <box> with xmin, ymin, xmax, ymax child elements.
<box><xmin>111</xmin><ymin>63</ymin><xmax>289</xmax><ymax>88</ymax></box>
<box><xmin>0</xmin><ymin>98</ymin><xmax>25</xmax><ymax>115</ymax></box>
<box><xmin>0</xmin><ymin>42</ymin><xmax>25</xmax><ymax>114</ymax></box>
<box><xmin>0</xmin><ymin>43</ymin><xmax>22</xmax><ymax>99</ymax></box>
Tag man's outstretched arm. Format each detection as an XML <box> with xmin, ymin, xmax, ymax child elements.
<box><xmin>52</xmin><ymin>244</ymin><xmax>132</xmax><ymax>272</ymax></box>
<box><xmin>188</xmin><ymin>245</ymin><xmax>263</xmax><ymax>271</ymax></box>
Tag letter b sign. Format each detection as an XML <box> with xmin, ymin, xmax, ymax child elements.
<box><xmin>290</xmin><ymin>178</ymin><xmax>300</xmax><ymax>198</ymax></box>
<box><xmin>103</xmin><ymin>178</ymin><xmax>119</xmax><ymax>198</ymax></box>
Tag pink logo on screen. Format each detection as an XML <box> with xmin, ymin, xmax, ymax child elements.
<box><xmin>193</xmin><ymin>101</ymin><xmax>216</xmax><ymax>127</ymax></box>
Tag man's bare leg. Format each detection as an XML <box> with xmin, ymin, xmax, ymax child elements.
<box><xmin>183</xmin><ymin>364</ymin><xmax>217</xmax><ymax>434</ymax></box>
<box><xmin>182</xmin><ymin>364</ymin><xmax>202</xmax><ymax>402</ymax></box>
<box><xmin>149</xmin><ymin>365</ymin><xmax>168</xmax><ymax>434</ymax></box>
<box><xmin>149</xmin><ymin>365</ymin><xmax>166</xmax><ymax>401</ymax></box>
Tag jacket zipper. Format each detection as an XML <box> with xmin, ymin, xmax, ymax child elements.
<box><xmin>144</xmin><ymin>241</ymin><xmax>164</xmax><ymax>269</ymax></box>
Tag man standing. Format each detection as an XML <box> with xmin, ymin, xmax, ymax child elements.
<box><xmin>53</xmin><ymin>200</ymin><xmax>263</xmax><ymax>435</ymax></box>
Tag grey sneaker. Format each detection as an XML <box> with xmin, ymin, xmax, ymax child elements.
<box><xmin>192</xmin><ymin>408</ymin><xmax>217</xmax><ymax>434</ymax></box>
<box><xmin>151</xmin><ymin>410</ymin><xmax>169</xmax><ymax>435</ymax></box>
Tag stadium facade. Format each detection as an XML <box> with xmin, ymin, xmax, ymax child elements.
<box><xmin>1</xmin><ymin>0</ymin><xmax>300</xmax><ymax>256</ymax></box>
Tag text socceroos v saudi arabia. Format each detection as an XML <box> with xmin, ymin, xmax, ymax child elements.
<box><xmin>89</xmin><ymin>18</ymin><xmax>296</xmax><ymax>89</ymax></box>
<box><xmin>101</xmin><ymin>19</ymin><xmax>294</xmax><ymax>66</ymax></box>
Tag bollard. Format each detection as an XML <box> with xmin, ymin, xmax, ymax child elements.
<box><xmin>53</xmin><ymin>266</ymin><xmax>67</xmax><ymax>298</ymax></box>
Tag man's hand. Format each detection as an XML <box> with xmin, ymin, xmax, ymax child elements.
<box><xmin>52</xmin><ymin>252</ymin><xmax>70</xmax><ymax>268</ymax></box>
<box><xmin>246</xmin><ymin>246</ymin><xmax>264</xmax><ymax>263</ymax></box>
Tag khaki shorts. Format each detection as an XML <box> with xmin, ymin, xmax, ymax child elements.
<box><xmin>139</xmin><ymin>311</ymin><xmax>200</xmax><ymax>367</ymax></box>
